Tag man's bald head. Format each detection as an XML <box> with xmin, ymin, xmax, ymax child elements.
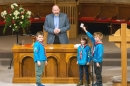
<box><xmin>52</xmin><ymin>5</ymin><xmax>60</xmax><ymax>10</ymax></box>
<box><xmin>52</xmin><ymin>5</ymin><xmax>60</xmax><ymax>16</ymax></box>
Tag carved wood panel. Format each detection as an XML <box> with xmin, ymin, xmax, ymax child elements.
<box><xmin>68</xmin><ymin>56</ymin><xmax>79</xmax><ymax>77</ymax></box>
<box><xmin>79</xmin><ymin>4</ymin><xmax>100</xmax><ymax>17</ymax></box>
<box><xmin>38</xmin><ymin>3</ymin><xmax>53</xmax><ymax>17</ymax></box>
<box><xmin>45</xmin><ymin>56</ymin><xmax>58</xmax><ymax>77</ymax></box>
<box><xmin>100</xmin><ymin>5</ymin><xmax>117</xmax><ymax>18</ymax></box>
<box><xmin>118</xmin><ymin>6</ymin><xmax>130</xmax><ymax>19</ymax></box>
<box><xmin>22</xmin><ymin>56</ymin><xmax>35</xmax><ymax>77</ymax></box>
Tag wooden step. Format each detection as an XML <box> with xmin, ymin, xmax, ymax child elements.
<box><xmin>112</xmin><ymin>75</ymin><xmax>130</xmax><ymax>86</ymax></box>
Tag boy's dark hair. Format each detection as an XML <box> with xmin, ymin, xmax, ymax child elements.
<box><xmin>80</xmin><ymin>35</ymin><xmax>88</xmax><ymax>44</ymax></box>
<box><xmin>36</xmin><ymin>31</ymin><xmax>44</xmax><ymax>37</ymax></box>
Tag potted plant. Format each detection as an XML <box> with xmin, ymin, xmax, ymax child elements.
<box><xmin>1</xmin><ymin>3</ymin><xmax>32</xmax><ymax>43</ymax></box>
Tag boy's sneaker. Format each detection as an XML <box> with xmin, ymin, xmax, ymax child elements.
<box><xmin>39</xmin><ymin>84</ymin><xmax>45</xmax><ymax>86</ymax></box>
<box><xmin>77</xmin><ymin>80</ymin><xmax>83</xmax><ymax>86</ymax></box>
<box><xmin>93</xmin><ymin>82</ymin><xmax>97</xmax><ymax>86</ymax></box>
<box><xmin>85</xmin><ymin>80</ymin><xmax>89</xmax><ymax>86</ymax></box>
<box><xmin>36</xmin><ymin>84</ymin><xmax>45</xmax><ymax>86</ymax></box>
<box><xmin>99</xmin><ymin>84</ymin><xmax>103</xmax><ymax>86</ymax></box>
<box><xmin>93</xmin><ymin>82</ymin><xmax>103</xmax><ymax>86</ymax></box>
<box><xmin>85</xmin><ymin>83</ymin><xmax>89</xmax><ymax>86</ymax></box>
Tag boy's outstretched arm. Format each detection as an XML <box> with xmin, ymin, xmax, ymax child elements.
<box><xmin>82</xmin><ymin>26</ymin><xmax>95</xmax><ymax>43</ymax></box>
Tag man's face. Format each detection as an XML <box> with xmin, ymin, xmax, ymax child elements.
<box><xmin>52</xmin><ymin>6</ymin><xmax>60</xmax><ymax>16</ymax></box>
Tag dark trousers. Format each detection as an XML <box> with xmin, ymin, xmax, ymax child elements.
<box><xmin>79</xmin><ymin>65</ymin><xmax>89</xmax><ymax>81</ymax></box>
<box><xmin>94</xmin><ymin>62</ymin><xmax>102</xmax><ymax>84</ymax></box>
<box><xmin>53</xmin><ymin>35</ymin><xmax>60</xmax><ymax>44</ymax></box>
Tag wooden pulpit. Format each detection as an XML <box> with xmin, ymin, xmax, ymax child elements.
<box><xmin>12</xmin><ymin>44</ymin><xmax>90</xmax><ymax>83</ymax></box>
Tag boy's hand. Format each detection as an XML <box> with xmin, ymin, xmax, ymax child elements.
<box><xmin>96</xmin><ymin>63</ymin><xmax>100</xmax><ymax>67</ymax></box>
<box><xmin>37</xmin><ymin>61</ymin><xmax>41</xmax><ymax>66</ymax></box>
<box><xmin>76</xmin><ymin>61</ymin><xmax>78</xmax><ymax>64</ymax></box>
<box><xmin>86</xmin><ymin>62</ymin><xmax>89</xmax><ymax>65</ymax></box>
<box><xmin>45</xmin><ymin>61</ymin><xmax>48</xmax><ymax>65</ymax></box>
<box><xmin>82</xmin><ymin>26</ymin><xmax>87</xmax><ymax>32</ymax></box>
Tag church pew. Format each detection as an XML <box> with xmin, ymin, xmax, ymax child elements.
<box><xmin>111</xmin><ymin>14</ymin><xmax>130</xmax><ymax>24</ymax></box>
<box><xmin>1</xmin><ymin>2</ymin><xmax>130</xmax><ymax>36</ymax></box>
<box><xmin>98</xmin><ymin>4</ymin><xmax>117</xmax><ymax>23</ymax></box>
<box><xmin>95</xmin><ymin>13</ymin><xmax>112</xmax><ymax>23</ymax></box>
<box><xmin>79</xmin><ymin>13</ymin><xmax>99</xmax><ymax>23</ymax></box>
<box><xmin>79</xmin><ymin>3</ymin><xmax>99</xmax><ymax>23</ymax></box>
<box><xmin>95</xmin><ymin>18</ymin><xmax>111</xmax><ymax>23</ymax></box>
<box><xmin>127</xmin><ymin>22</ymin><xmax>130</xmax><ymax>26</ymax></box>
<box><xmin>111</xmin><ymin>19</ymin><xmax>127</xmax><ymax>24</ymax></box>
<box><xmin>0</xmin><ymin>21</ymin><xmax>5</xmax><ymax>26</ymax></box>
<box><xmin>30</xmin><ymin>17</ymin><xmax>45</xmax><ymax>23</ymax></box>
<box><xmin>79</xmin><ymin>17</ymin><xmax>96</xmax><ymax>23</ymax></box>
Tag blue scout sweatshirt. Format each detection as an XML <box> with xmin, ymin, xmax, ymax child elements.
<box><xmin>33</xmin><ymin>41</ymin><xmax>47</xmax><ymax>62</ymax></box>
<box><xmin>86</xmin><ymin>32</ymin><xmax>104</xmax><ymax>63</ymax></box>
<box><xmin>77</xmin><ymin>45</ymin><xmax>91</xmax><ymax>65</ymax></box>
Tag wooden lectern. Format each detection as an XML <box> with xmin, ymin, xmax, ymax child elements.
<box><xmin>12</xmin><ymin>44</ymin><xmax>90</xmax><ymax>83</ymax></box>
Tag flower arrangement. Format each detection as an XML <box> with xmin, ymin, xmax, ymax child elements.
<box><xmin>1</xmin><ymin>3</ymin><xmax>32</xmax><ymax>33</ymax></box>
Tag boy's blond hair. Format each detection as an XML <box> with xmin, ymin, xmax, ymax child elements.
<box><xmin>94</xmin><ymin>32</ymin><xmax>103</xmax><ymax>40</ymax></box>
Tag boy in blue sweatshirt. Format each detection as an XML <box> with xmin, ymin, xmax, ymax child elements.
<box><xmin>33</xmin><ymin>31</ymin><xmax>48</xmax><ymax>86</ymax></box>
<box><xmin>77</xmin><ymin>35</ymin><xmax>91</xmax><ymax>86</ymax></box>
<box><xmin>82</xmin><ymin>26</ymin><xmax>104</xmax><ymax>86</ymax></box>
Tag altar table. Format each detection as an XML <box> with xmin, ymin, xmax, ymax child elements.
<box><xmin>12</xmin><ymin>44</ymin><xmax>90</xmax><ymax>83</ymax></box>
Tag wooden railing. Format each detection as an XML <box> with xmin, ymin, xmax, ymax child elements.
<box><xmin>59</xmin><ymin>4</ymin><xmax>76</xmax><ymax>25</ymax></box>
<box><xmin>57</xmin><ymin>3</ymin><xmax>78</xmax><ymax>38</ymax></box>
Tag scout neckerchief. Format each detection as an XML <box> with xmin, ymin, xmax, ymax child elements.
<box><xmin>92</xmin><ymin>41</ymin><xmax>102</xmax><ymax>56</ymax></box>
<box><xmin>38</xmin><ymin>40</ymin><xmax>44</xmax><ymax>46</ymax></box>
<box><xmin>80</xmin><ymin>44</ymin><xmax>87</xmax><ymax>60</ymax></box>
